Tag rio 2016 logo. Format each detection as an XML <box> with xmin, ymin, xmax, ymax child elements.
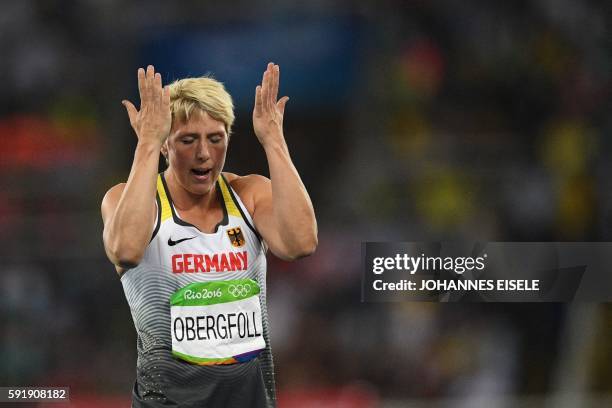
<box><xmin>184</xmin><ymin>288</ymin><xmax>222</xmax><ymax>300</ymax></box>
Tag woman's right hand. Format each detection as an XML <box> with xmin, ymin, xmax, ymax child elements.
<box><xmin>122</xmin><ymin>65</ymin><xmax>171</xmax><ymax>146</ymax></box>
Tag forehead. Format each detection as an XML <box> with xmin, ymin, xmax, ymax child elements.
<box><xmin>171</xmin><ymin>110</ymin><xmax>226</xmax><ymax>136</ymax></box>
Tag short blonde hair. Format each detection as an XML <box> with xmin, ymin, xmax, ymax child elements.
<box><xmin>168</xmin><ymin>76</ymin><xmax>235</xmax><ymax>135</ymax></box>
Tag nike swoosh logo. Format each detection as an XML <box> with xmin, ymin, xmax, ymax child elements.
<box><xmin>168</xmin><ymin>236</ymin><xmax>196</xmax><ymax>246</ymax></box>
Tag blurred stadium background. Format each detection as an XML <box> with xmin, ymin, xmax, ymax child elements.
<box><xmin>0</xmin><ymin>0</ymin><xmax>611</xmax><ymax>407</ymax></box>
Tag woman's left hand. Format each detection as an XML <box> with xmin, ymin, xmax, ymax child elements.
<box><xmin>252</xmin><ymin>62</ymin><xmax>290</xmax><ymax>149</ymax></box>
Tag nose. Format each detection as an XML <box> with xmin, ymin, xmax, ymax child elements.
<box><xmin>195</xmin><ymin>140</ymin><xmax>209</xmax><ymax>162</ymax></box>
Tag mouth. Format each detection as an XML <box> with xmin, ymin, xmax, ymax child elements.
<box><xmin>190</xmin><ymin>167</ymin><xmax>212</xmax><ymax>181</ymax></box>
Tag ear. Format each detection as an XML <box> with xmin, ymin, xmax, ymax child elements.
<box><xmin>161</xmin><ymin>140</ymin><xmax>169</xmax><ymax>165</ymax></box>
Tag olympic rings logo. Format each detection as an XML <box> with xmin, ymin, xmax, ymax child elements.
<box><xmin>228</xmin><ymin>283</ymin><xmax>251</xmax><ymax>298</ymax></box>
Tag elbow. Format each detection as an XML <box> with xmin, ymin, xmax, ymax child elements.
<box><xmin>284</xmin><ymin>234</ymin><xmax>318</xmax><ymax>261</ymax></box>
<box><xmin>104</xmin><ymin>235</ymin><xmax>145</xmax><ymax>269</ymax></box>
<box><xmin>301</xmin><ymin>234</ymin><xmax>318</xmax><ymax>257</ymax></box>
<box><xmin>116</xmin><ymin>254</ymin><xmax>143</xmax><ymax>270</ymax></box>
<box><xmin>108</xmin><ymin>246</ymin><xmax>144</xmax><ymax>269</ymax></box>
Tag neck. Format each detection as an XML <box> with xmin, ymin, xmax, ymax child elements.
<box><xmin>164</xmin><ymin>169</ymin><xmax>217</xmax><ymax>211</ymax></box>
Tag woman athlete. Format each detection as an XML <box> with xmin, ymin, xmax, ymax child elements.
<box><xmin>101</xmin><ymin>63</ymin><xmax>317</xmax><ymax>407</ymax></box>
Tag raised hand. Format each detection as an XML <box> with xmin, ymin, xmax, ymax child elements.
<box><xmin>122</xmin><ymin>65</ymin><xmax>171</xmax><ymax>146</ymax></box>
<box><xmin>253</xmin><ymin>62</ymin><xmax>290</xmax><ymax>148</ymax></box>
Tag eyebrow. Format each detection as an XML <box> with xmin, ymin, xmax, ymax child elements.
<box><xmin>175</xmin><ymin>131</ymin><xmax>225</xmax><ymax>138</ymax></box>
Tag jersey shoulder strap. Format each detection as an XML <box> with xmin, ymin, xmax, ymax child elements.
<box><xmin>149</xmin><ymin>174</ymin><xmax>171</xmax><ymax>241</ymax></box>
<box><xmin>217</xmin><ymin>173</ymin><xmax>242</xmax><ymax>218</ymax></box>
<box><xmin>218</xmin><ymin>173</ymin><xmax>261</xmax><ymax>240</ymax></box>
<box><xmin>156</xmin><ymin>174</ymin><xmax>172</xmax><ymax>222</ymax></box>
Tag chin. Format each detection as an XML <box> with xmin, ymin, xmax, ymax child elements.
<box><xmin>187</xmin><ymin>182</ymin><xmax>215</xmax><ymax>196</ymax></box>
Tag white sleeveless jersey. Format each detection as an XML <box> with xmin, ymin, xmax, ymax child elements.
<box><xmin>120</xmin><ymin>172</ymin><xmax>276</xmax><ymax>406</ymax></box>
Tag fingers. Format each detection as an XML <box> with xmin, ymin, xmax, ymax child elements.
<box><xmin>265</xmin><ymin>63</ymin><xmax>276</xmax><ymax>112</ymax></box>
<box><xmin>254</xmin><ymin>62</ymin><xmax>289</xmax><ymax>120</ymax></box>
<box><xmin>137</xmin><ymin>68</ymin><xmax>145</xmax><ymax>107</ymax></box>
<box><xmin>155</xmin><ymin>73</ymin><xmax>163</xmax><ymax>107</ymax></box>
<box><xmin>277</xmin><ymin>96</ymin><xmax>289</xmax><ymax>115</ymax></box>
<box><xmin>146</xmin><ymin>65</ymin><xmax>155</xmax><ymax>101</ymax></box>
<box><xmin>259</xmin><ymin>62</ymin><xmax>284</xmax><ymax>113</ymax></box>
<box><xmin>261</xmin><ymin>69</ymin><xmax>270</xmax><ymax>113</ymax></box>
<box><xmin>162</xmin><ymin>85</ymin><xmax>170</xmax><ymax>107</ymax></box>
<box><xmin>122</xmin><ymin>100</ymin><xmax>138</xmax><ymax>126</ymax></box>
<box><xmin>155</xmin><ymin>72</ymin><xmax>162</xmax><ymax>92</ymax></box>
<box><xmin>254</xmin><ymin>85</ymin><xmax>263</xmax><ymax>116</ymax></box>
<box><xmin>127</xmin><ymin>65</ymin><xmax>172</xmax><ymax>142</ymax></box>
<box><xmin>136</xmin><ymin>65</ymin><xmax>166</xmax><ymax>109</ymax></box>
<box><xmin>271</xmin><ymin>64</ymin><xmax>279</xmax><ymax>104</ymax></box>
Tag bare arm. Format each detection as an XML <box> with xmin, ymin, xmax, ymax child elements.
<box><xmin>101</xmin><ymin>65</ymin><xmax>171</xmax><ymax>268</ymax></box>
<box><xmin>250</xmin><ymin>63</ymin><xmax>318</xmax><ymax>260</ymax></box>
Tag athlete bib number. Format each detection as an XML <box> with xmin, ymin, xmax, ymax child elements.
<box><xmin>170</xmin><ymin>279</ymin><xmax>265</xmax><ymax>365</ymax></box>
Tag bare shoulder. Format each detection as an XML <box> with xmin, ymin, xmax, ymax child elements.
<box><xmin>223</xmin><ymin>172</ymin><xmax>270</xmax><ymax>190</ymax></box>
<box><xmin>222</xmin><ymin>172</ymin><xmax>271</xmax><ymax>214</ymax></box>
<box><xmin>101</xmin><ymin>183</ymin><xmax>126</xmax><ymax>224</ymax></box>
